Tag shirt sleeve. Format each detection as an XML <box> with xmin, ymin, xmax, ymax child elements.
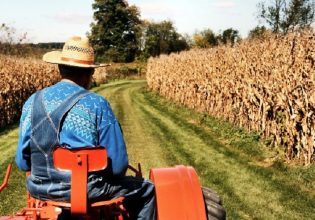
<box><xmin>15</xmin><ymin>98</ymin><xmax>33</xmax><ymax>171</ymax></box>
<box><xmin>98</xmin><ymin>100</ymin><xmax>128</xmax><ymax>176</ymax></box>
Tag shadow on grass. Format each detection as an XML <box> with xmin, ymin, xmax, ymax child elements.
<box><xmin>0</xmin><ymin>122</ymin><xmax>19</xmax><ymax>136</ymax></box>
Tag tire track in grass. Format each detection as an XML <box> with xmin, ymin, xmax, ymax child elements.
<box><xmin>97</xmin><ymin>80</ymin><xmax>169</xmax><ymax>175</ymax></box>
<box><xmin>137</xmin><ymin>105</ymin><xmax>250</xmax><ymax>219</ymax></box>
<box><xmin>108</xmin><ymin>83</ymin><xmax>258</xmax><ymax>219</ymax></box>
<box><xmin>134</xmin><ymin>93</ymin><xmax>269</xmax><ymax>219</ymax></box>
<box><xmin>131</xmin><ymin>86</ymin><xmax>314</xmax><ymax>220</ymax></box>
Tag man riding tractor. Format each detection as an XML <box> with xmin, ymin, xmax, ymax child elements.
<box><xmin>15</xmin><ymin>36</ymin><xmax>156</xmax><ymax>220</ymax></box>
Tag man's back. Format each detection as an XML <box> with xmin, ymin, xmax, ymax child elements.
<box><xmin>16</xmin><ymin>81</ymin><xmax>128</xmax><ymax>177</ymax></box>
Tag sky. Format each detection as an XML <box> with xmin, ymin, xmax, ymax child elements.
<box><xmin>0</xmin><ymin>0</ymin><xmax>263</xmax><ymax>43</ymax></box>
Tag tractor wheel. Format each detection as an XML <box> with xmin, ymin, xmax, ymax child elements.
<box><xmin>202</xmin><ymin>187</ymin><xmax>226</xmax><ymax>220</ymax></box>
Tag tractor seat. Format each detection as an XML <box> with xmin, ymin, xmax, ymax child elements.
<box><xmin>49</xmin><ymin>147</ymin><xmax>125</xmax><ymax>216</ymax></box>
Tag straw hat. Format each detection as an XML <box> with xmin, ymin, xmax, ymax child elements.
<box><xmin>43</xmin><ymin>36</ymin><xmax>100</xmax><ymax>68</ymax></box>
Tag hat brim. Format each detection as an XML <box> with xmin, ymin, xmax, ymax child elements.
<box><xmin>43</xmin><ymin>51</ymin><xmax>101</xmax><ymax>68</ymax></box>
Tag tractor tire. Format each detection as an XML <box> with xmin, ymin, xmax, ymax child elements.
<box><xmin>202</xmin><ymin>187</ymin><xmax>226</xmax><ymax>220</ymax></box>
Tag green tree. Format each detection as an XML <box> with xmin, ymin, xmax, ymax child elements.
<box><xmin>258</xmin><ymin>0</ymin><xmax>285</xmax><ymax>33</ymax></box>
<box><xmin>282</xmin><ymin>0</ymin><xmax>315</xmax><ymax>32</ymax></box>
<box><xmin>89</xmin><ymin>0</ymin><xmax>141</xmax><ymax>62</ymax></box>
<box><xmin>193</xmin><ymin>29</ymin><xmax>218</xmax><ymax>48</ymax></box>
<box><xmin>218</xmin><ymin>28</ymin><xmax>241</xmax><ymax>46</ymax></box>
<box><xmin>140</xmin><ymin>20</ymin><xmax>189</xmax><ymax>59</ymax></box>
<box><xmin>182</xmin><ymin>33</ymin><xmax>194</xmax><ymax>48</ymax></box>
<box><xmin>258</xmin><ymin>0</ymin><xmax>315</xmax><ymax>33</ymax></box>
<box><xmin>248</xmin><ymin>25</ymin><xmax>268</xmax><ymax>39</ymax></box>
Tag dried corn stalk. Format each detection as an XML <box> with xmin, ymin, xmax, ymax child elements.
<box><xmin>147</xmin><ymin>30</ymin><xmax>315</xmax><ymax>165</ymax></box>
<box><xmin>0</xmin><ymin>55</ymin><xmax>59</xmax><ymax>128</ymax></box>
<box><xmin>0</xmin><ymin>55</ymin><xmax>109</xmax><ymax>128</ymax></box>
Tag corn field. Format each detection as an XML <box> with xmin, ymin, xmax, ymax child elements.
<box><xmin>147</xmin><ymin>30</ymin><xmax>315</xmax><ymax>165</ymax></box>
<box><xmin>0</xmin><ymin>55</ymin><xmax>60</xmax><ymax>128</ymax></box>
<box><xmin>0</xmin><ymin>55</ymin><xmax>109</xmax><ymax>129</ymax></box>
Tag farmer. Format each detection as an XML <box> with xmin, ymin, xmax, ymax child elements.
<box><xmin>15</xmin><ymin>36</ymin><xmax>156</xmax><ymax>220</ymax></box>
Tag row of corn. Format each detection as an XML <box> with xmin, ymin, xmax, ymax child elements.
<box><xmin>0</xmin><ymin>55</ymin><xmax>60</xmax><ymax>128</ymax></box>
<box><xmin>147</xmin><ymin>30</ymin><xmax>315</xmax><ymax>164</ymax></box>
<box><xmin>0</xmin><ymin>55</ymin><xmax>108</xmax><ymax>129</ymax></box>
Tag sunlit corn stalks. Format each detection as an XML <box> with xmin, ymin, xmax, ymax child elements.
<box><xmin>93</xmin><ymin>67</ymin><xmax>108</xmax><ymax>86</ymax></box>
<box><xmin>0</xmin><ymin>55</ymin><xmax>59</xmax><ymax>128</ymax></box>
<box><xmin>147</xmin><ymin>30</ymin><xmax>315</xmax><ymax>165</ymax></box>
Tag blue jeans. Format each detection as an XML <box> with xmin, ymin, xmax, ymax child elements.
<box><xmin>102</xmin><ymin>176</ymin><xmax>156</xmax><ymax>220</ymax></box>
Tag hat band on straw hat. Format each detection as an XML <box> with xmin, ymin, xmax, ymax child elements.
<box><xmin>43</xmin><ymin>36</ymin><xmax>102</xmax><ymax>68</ymax></box>
<box><xmin>61</xmin><ymin>57</ymin><xmax>94</xmax><ymax>65</ymax></box>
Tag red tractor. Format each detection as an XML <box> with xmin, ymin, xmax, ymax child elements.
<box><xmin>0</xmin><ymin>147</ymin><xmax>226</xmax><ymax>220</ymax></box>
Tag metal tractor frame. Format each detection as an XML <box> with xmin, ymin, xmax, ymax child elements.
<box><xmin>0</xmin><ymin>147</ymin><xmax>226</xmax><ymax>220</ymax></box>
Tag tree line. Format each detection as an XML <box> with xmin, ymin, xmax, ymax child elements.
<box><xmin>89</xmin><ymin>0</ymin><xmax>245</xmax><ymax>62</ymax></box>
<box><xmin>0</xmin><ymin>23</ymin><xmax>64</xmax><ymax>58</ymax></box>
<box><xmin>1</xmin><ymin>0</ymin><xmax>314</xmax><ymax>61</ymax></box>
<box><xmin>90</xmin><ymin>0</ymin><xmax>314</xmax><ymax>63</ymax></box>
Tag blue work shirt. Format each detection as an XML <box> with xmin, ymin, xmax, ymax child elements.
<box><xmin>15</xmin><ymin>81</ymin><xmax>128</xmax><ymax>176</ymax></box>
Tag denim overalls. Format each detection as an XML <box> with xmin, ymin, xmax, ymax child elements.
<box><xmin>27</xmin><ymin>89</ymin><xmax>90</xmax><ymax>201</ymax></box>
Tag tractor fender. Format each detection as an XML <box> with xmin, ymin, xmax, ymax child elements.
<box><xmin>150</xmin><ymin>165</ymin><xmax>207</xmax><ymax>220</ymax></box>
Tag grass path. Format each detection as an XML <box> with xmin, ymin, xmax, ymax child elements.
<box><xmin>96</xmin><ymin>81</ymin><xmax>169</xmax><ymax>173</ymax></box>
<box><xmin>0</xmin><ymin>125</ymin><xmax>26</xmax><ymax>215</ymax></box>
<box><xmin>0</xmin><ymin>80</ymin><xmax>314</xmax><ymax>219</ymax></box>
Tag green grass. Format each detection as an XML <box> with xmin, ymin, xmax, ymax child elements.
<box><xmin>0</xmin><ymin>124</ymin><xmax>26</xmax><ymax>215</ymax></box>
<box><xmin>0</xmin><ymin>80</ymin><xmax>314</xmax><ymax>219</ymax></box>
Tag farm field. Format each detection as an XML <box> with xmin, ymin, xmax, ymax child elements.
<box><xmin>147</xmin><ymin>30</ymin><xmax>315</xmax><ymax>165</ymax></box>
<box><xmin>0</xmin><ymin>80</ymin><xmax>314</xmax><ymax>219</ymax></box>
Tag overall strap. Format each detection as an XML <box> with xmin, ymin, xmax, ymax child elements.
<box><xmin>31</xmin><ymin>89</ymin><xmax>91</xmax><ymax>137</ymax></box>
<box><xmin>49</xmin><ymin>89</ymin><xmax>91</xmax><ymax>133</ymax></box>
<box><xmin>31</xmin><ymin>91</ymin><xmax>48</xmax><ymax>130</ymax></box>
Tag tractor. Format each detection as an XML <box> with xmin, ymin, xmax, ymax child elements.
<box><xmin>0</xmin><ymin>147</ymin><xmax>226</xmax><ymax>220</ymax></box>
